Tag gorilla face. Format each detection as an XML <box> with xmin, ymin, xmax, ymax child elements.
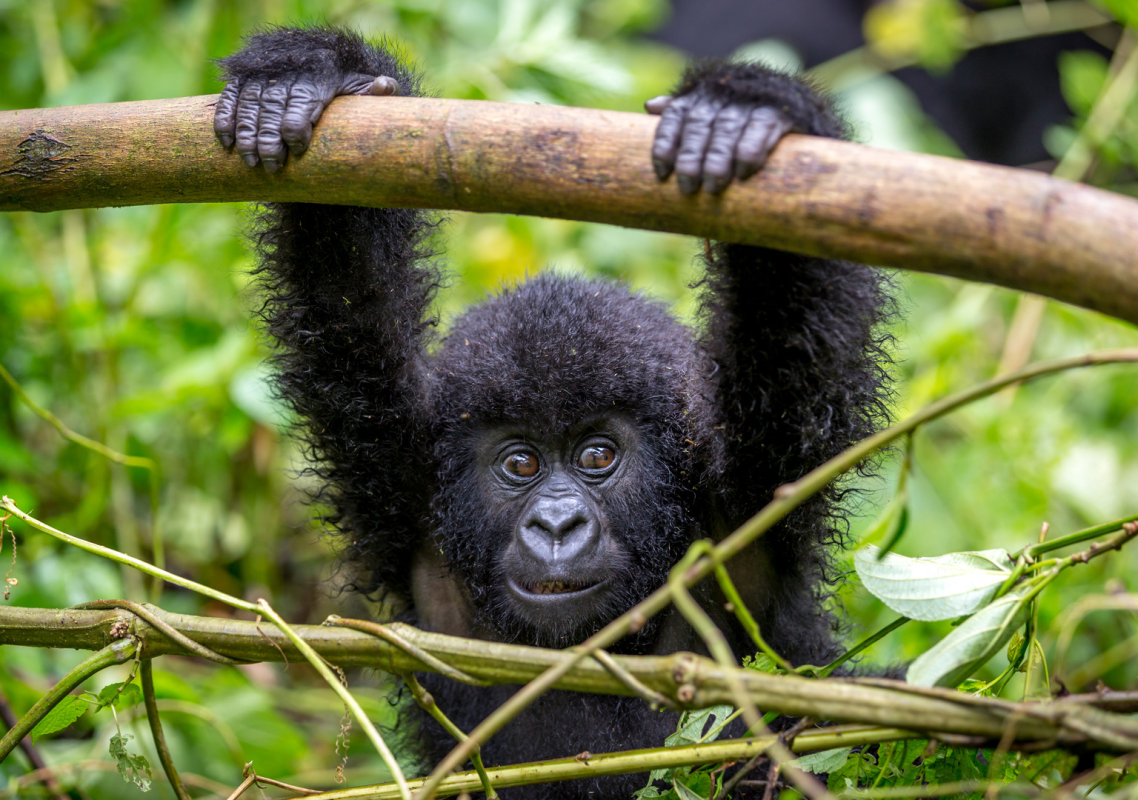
<box><xmin>436</xmin><ymin>414</ymin><xmax>692</xmax><ymax>647</ymax></box>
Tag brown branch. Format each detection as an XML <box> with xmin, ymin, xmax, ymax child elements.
<box><xmin>3</xmin><ymin>96</ymin><xmax>1138</xmax><ymax>325</ymax></box>
<box><xmin>3</xmin><ymin>604</ymin><xmax>1138</xmax><ymax>754</ymax></box>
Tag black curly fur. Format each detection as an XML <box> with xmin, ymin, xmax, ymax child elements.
<box><xmin>225</xmin><ymin>28</ymin><xmax>893</xmax><ymax>799</ymax></box>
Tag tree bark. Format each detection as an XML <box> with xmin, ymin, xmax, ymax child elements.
<box><xmin>2</xmin><ymin>95</ymin><xmax>1138</xmax><ymax>325</ymax></box>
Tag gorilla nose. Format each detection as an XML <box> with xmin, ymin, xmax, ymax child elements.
<box><xmin>518</xmin><ymin>494</ymin><xmax>600</xmax><ymax>564</ymax></box>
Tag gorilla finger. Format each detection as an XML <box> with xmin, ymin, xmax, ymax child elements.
<box><xmin>280</xmin><ymin>80</ymin><xmax>329</xmax><ymax>157</ymax></box>
<box><xmin>702</xmin><ymin>102</ymin><xmax>754</xmax><ymax>194</ymax></box>
<box><xmin>368</xmin><ymin>75</ymin><xmax>401</xmax><ymax>96</ymax></box>
<box><xmin>650</xmin><ymin>93</ymin><xmax>696</xmax><ymax>180</ymax></box>
<box><xmin>644</xmin><ymin>95</ymin><xmax>672</xmax><ymax>115</ymax></box>
<box><xmin>256</xmin><ymin>79</ymin><xmax>292</xmax><ymax>172</ymax></box>
<box><xmin>235</xmin><ymin>81</ymin><xmax>264</xmax><ymax>167</ymax></box>
<box><xmin>214</xmin><ymin>80</ymin><xmax>241</xmax><ymax>148</ymax></box>
<box><xmin>673</xmin><ymin>95</ymin><xmax>726</xmax><ymax>195</ymax></box>
<box><xmin>734</xmin><ymin>107</ymin><xmax>793</xmax><ymax>180</ymax></box>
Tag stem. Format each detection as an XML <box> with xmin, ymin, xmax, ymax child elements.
<box><xmin>713</xmin><ymin>561</ymin><xmax>794</xmax><ymax>672</ymax></box>
<box><xmin>402</xmin><ymin>673</ymin><xmax>497</xmax><ymax>799</ymax></box>
<box><xmin>1023</xmin><ymin>513</ymin><xmax>1138</xmax><ymax>558</ymax></box>
<box><xmin>0</xmin><ymin>638</ymin><xmax>136</xmax><ymax>763</ymax></box>
<box><xmin>310</xmin><ymin>726</ymin><xmax>921</xmax><ymax>800</ymax></box>
<box><xmin>416</xmin><ymin>348</ymin><xmax>1138</xmax><ymax>799</ymax></box>
<box><xmin>140</xmin><ymin>659</ymin><xmax>192</xmax><ymax>800</ymax></box>
<box><xmin>0</xmin><ymin>496</ymin><xmax>259</xmax><ymax>614</ymax></box>
<box><xmin>254</xmin><ymin>600</ymin><xmax>410</xmax><ymax>800</ymax></box>
<box><xmin>815</xmin><ymin>617</ymin><xmax>910</xmax><ymax>678</ymax></box>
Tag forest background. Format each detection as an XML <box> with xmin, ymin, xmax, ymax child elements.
<box><xmin>1</xmin><ymin>0</ymin><xmax>1137</xmax><ymax>797</ymax></box>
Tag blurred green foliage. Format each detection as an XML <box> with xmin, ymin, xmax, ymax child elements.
<box><xmin>1</xmin><ymin>0</ymin><xmax>1137</xmax><ymax>797</ymax></box>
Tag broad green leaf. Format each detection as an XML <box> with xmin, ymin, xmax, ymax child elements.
<box><xmin>673</xmin><ymin>773</ymin><xmax>711</xmax><ymax>800</ymax></box>
<box><xmin>97</xmin><ymin>682</ymin><xmax>142</xmax><ymax>709</ymax></box>
<box><xmin>855</xmin><ymin>546</ymin><xmax>1014</xmax><ymax>621</ymax></box>
<box><xmin>791</xmin><ymin>747</ymin><xmax>852</xmax><ymax>775</ymax></box>
<box><xmin>665</xmin><ymin>705</ymin><xmax>734</xmax><ymax>747</ymax></box>
<box><xmin>109</xmin><ymin>733</ymin><xmax>152</xmax><ymax>792</ymax></box>
<box><xmin>906</xmin><ymin>586</ymin><xmax>1031</xmax><ymax>687</ymax></box>
<box><xmin>31</xmin><ymin>695</ymin><xmax>91</xmax><ymax>742</ymax></box>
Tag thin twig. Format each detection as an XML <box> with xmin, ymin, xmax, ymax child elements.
<box><xmin>140</xmin><ymin>660</ymin><xmax>192</xmax><ymax>800</ymax></box>
<box><xmin>402</xmin><ymin>673</ymin><xmax>498</xmax><ymax>799</ymax></box>
<box><xmin>591</xmin><ymin>649</ymin><xmax>677</xmax><ymax>710</ymax></box>
<box><xmin>74</xmin><ymin>599</ymin><xmax>250</xmax><ymax>665</ymax></box>
<box><xmin>327</xmin><ymin>616</ymin><xmax>487</xmax><ymax>686</ymax></box>
<box><xmin>255</xmin><ymin>600</ymin><xmax>410</xmax><ymax>800</ymax></box>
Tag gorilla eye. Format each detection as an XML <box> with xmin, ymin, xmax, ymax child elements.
<box><xmin>578</xmin><ymin>446</ymin><xmax>616</xmax><ymax>471</ymax></box>
<box><xmin>504</xmin><ymin>452</ymin><xmax>540</xmax><ymax>479</ymax></box>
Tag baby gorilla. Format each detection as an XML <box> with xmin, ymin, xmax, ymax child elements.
<box><xmin>216</xmin><ymin>26</ymin><xmax>892</xmax><ymax>799</ymax></box>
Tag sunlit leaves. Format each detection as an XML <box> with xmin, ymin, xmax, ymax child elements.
<box><xmin>855</xmin><ymin>545</ymin><xmax>1014</xmax><ymax>621</ymax></box>
<box><xmin>906</xmin><ymin>586</ymin><xmax>1032</xmax><ymax>687</ymax></box>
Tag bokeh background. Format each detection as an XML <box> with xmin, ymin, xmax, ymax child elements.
<box><xmin>1</xmin><ymin>0</ymin><xmax>1137</xmax><ymax>796</ymax></box>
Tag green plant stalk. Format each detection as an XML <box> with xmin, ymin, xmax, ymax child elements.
<box><xmin>815</xmin><ymin>617</ymin><xmax>910</xmax><ymax>679</ymax></box>
<box><xmin>712</xmin><ymin>560</ymin><xmax>794</xmax><ymax>672</ymax></box>
<box><xmin>255</xmin><ymin>600</ymin><xmax>410</xmax><ymax>800</ymax></box>
<box><xmin>0</xmin><ymin>362</ymin><xmax>165</xmax><ymax>599</ymax></box>
<box><xmin>310</xmin><ymin>726</ymin><xmax>921</xmax><ymax>800</ymax></box>
<box><xmin>140</xmin><ymin>659</ymin><xmax>192</xmax><ymax>800</ymax></box>
<box><xmin>416</xmin><ymin>348</ymin><xmax>1138</xmax><ymax>798</ymax></box>
<box><xmin>0</xmin><ymin>495</ymin><xmax>257</xmax><ymax>614</ymax></box>
<box><xmin>0</xmin><ymin>638</ymin><xmax>136</xmax><ymax>764</ymax></box>
<box><xmin>403</xmin><ymin>674</ymin><xmax>497</xmax><ymax>799</ymax></box>
<box><xmin>1020</xmin><ymin>512</ymin><xmax>1138</xmax><ymax>558</ymax></box>
<box><xmin>667</xmin><ymin>543</ymin><xmax>833</xmax><ymax>800</ymax></box>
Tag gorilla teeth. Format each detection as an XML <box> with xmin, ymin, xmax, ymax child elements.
<box><xmin>530</xmin><ymin>581</ymin><xmax>586</xmax><ymax>595</ymax></box>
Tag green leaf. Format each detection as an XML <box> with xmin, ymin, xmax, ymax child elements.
<box><xmin>1058</xmin><ymin>50</ymin><xmax>1109</xmax><ymax>117</ymax></box>
<box><xmin>673</xmin><ymin>772</ymin><xmax>712</xmax><ymax>800</ymax></box>
<box><xmin>97</xmin><ymin>682</ymin><xmax>142</xmax><ymax>710</ymax></box>
<box><xmin>743</xmin><ymin>653</ymin><xmax>780</xmax><ymax>674</ymax></box>
<box><xmin>791</xmin><ymin>747</ymin><xmax>852</xmax><ymax>775</ymax></box>
<box><xmin>906</xmin><ymin>586</ymin><xmax>1032</xmax><ymax>687</ymax></box>
<box><xmin>30</xmin><ymin>695</ymin><xmax>92</xmax><ymax>742</ymax></box>
<box><xmin>855</xmin><ymin>546</ymin><xmax>1014</xmax><ymax>621</ymax></box>
<box><xmin>109</xmin><ymin>733</ymin><xmax>153</xmax><ymax>792</ymax></box>
<box><xmin>664</xmin><ymin>705</ymin><xmax>734</xmax><ymax>747</ymax></box>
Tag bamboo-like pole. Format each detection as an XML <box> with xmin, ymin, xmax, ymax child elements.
<box><xmin>3</xmin><ymin>96</ymin><xmax>1138</xmax><ymax>325</ymax></box>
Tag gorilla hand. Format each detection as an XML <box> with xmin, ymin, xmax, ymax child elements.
<box><xmin>215</xmin><ymin>53</ymin><xmax>400</xmax><ymax>173</ymax></box>
<box><xmin>647</xmin><ymin>62</ymin><xmax>845</xmax><ymax>195</ymax></box>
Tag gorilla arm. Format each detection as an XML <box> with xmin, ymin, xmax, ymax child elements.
<box><xmin>652</xmin><ymin>62</ymin><xmax>894</xmax><ymax>665</ymax></box>
<box><xmin>215</xmin><ymin>28</ymin><xmax>440</xmax><ymax>596</ymax></box>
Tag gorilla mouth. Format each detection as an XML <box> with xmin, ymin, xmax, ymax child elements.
<box><xmin>519</xmin><ymin>579</ymin><xmax>599</xmax><ymax>596</ymax></box>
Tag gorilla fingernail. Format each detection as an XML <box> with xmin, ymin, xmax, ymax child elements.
<box><xmin>241</xmin><ymin>153</ymin><xmax>259</xmax><ymax>167</ymax></box>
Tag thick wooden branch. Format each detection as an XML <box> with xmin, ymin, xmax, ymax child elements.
<box><xmin>2</xmin><ymin>95</ymin><xmax>1138</xmax><ymax>325</ymax></box>
<box><xmin>4</xmin><ymin>605</ymin><xmax>1138</xmax><ymax>751</ymax></box>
